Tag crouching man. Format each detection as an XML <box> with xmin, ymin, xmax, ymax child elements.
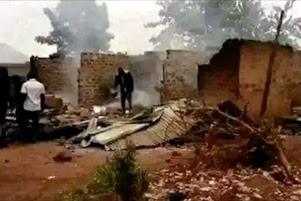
<box><xmin>20</xmin><ymin>73</ymin><xmax>45</xmax><ymax>142</ymax></box>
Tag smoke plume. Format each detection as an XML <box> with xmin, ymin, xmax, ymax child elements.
<box><xmin>36</xmin><ymin>0</ymin><xmax>114</xmax><ymax>56</ymax></box>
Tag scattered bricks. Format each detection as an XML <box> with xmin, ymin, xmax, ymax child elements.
<box><xmin>44</xmin><ymin>95</ymin><xmax>63</xmax><ymax>109</ymax></box>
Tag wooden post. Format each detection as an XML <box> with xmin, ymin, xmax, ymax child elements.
<box><xmin>260</xmin><ymin>10</ymin><xmax>285</xmax><ymax>117</ymax></box>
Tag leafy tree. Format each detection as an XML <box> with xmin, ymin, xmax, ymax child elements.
<box><xmin>36</xmin><ymin>0</ymin><xmax>114</xmax><ymax>56</ymax></box>
<box><xmin>147</xmin><ymin>0</ymin><xmax>301</xmax><ymax>51</ymax></box>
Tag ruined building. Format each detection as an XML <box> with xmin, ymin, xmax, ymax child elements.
<box><xmin>31</xmin><ymin>39</ymin><xmax>301</xmax><ymax>119</ymax></box>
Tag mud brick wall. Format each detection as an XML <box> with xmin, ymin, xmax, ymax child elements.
<box><xmin>38</xmin><ymin>58</ymin><xmax>65</xmax><ymax>95</ymax></box>
<box><xmin>163</xmin><ymin>50</ymin><xmax>200</xmax><ymax>101</ymax></box>
<box><xmin>129</xmin><ymin>51</ymin><xmax>166</xmax><ymax>106</ymax></box>
<box><xmin>239</xmin><ymin>41</ymin><xmax>271</xmax><ymax>118</ymax></box>
<box><xmin>79</xmin><ymin>53</ymin><xmax>129</xmax><ymax>106</ymax></box>
<box><xmin>198</xmin><ymin>40</ymin><xmax>240</xmax><ymax>105</ymax></box>
<box><xmin>240</xmin><ymin>41</ymin><xmax>301</xmax><ymax>118</ymax></box>
<box><xmin>267</xmin><ymin>47</ymin><xmax>301</xmax><ymax>116</ymax></box>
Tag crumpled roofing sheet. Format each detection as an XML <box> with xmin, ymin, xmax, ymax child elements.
<box><xmin>105</xmin><ymin>107</ymin><xmax>194</xmax><ymax>150</ymax></box>
<box><xmin>91</xmin><ymin>123</ymin><xmax>149</xmax><ymax>145</ymax></box>
<box><xmin>75</xmin><ymin>104</ymin><xmax>194</xmax><ymax>150</ymax></box>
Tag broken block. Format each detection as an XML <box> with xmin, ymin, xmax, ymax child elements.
<box><xmin>44</xmin><ymin>95</ymin><xmax>63</xmax><ymax>109</ymax></box>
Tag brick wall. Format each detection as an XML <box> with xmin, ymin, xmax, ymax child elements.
<box><xmin>79</xmin><ymin>52</ymin><xmax>129</xmax><ymax>106</ymax></box>
<box><xmin>129</xmin><ymin>51</ymin><xmax>166</xmax><ymax>106</ymax></box>
<box><xmin>163</xmin><ymin>50</ymin><xmax>200</xmax><ymax>100</ymax></box>
<box><xmin>38</xmin><ymin>58</ymin><xmax>65</xmax><ymax>95</ymax></box>
<box><xmin>240</xmin><ymin>41</ymin><xmax>301</xmax><ymax>118</ymax></box>
<box><xmin>198</xmin><ymin>39</ymin><xmax>240</xmax><ymax>105</ymax></box>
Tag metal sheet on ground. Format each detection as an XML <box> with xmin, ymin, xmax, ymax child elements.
<box><xmin>92</xmin><ymin>123</ymin><xmax>149</xmax><ymax>145</ymax></box>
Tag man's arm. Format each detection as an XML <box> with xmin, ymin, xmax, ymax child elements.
<box><xmin>40</xmin><ymin>94</ymin><xmax>45</xmax><ymax>111</ymax></box>
<box><xmin>20</xmin><ymin>83</ymin><xmax>27</xmax><ymax>106</ymax></box>
<box><xmin>40</xmin><ymin>85</ymin><xmax>46</xmax><ymax>112</ymax></box>
<box><xmin>128</xmin><ymin>72</ymin><xmax>134</xmax><ymax>92</ymax></box>
<box><xmin>114</xmin><ymin>75</ymin><xmax>120</xmax><ymax>88</ymax></box>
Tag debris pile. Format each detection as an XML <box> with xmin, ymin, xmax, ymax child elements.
<box><xmin>73</xmin><ymin>104</ymin><xmax>195</xmax><ymax>150</ymax></box>
<box><xmin>145</xmin><ymin>100</ymin><xmax>301</xmax><ymax>201</ymax></box>
<box><xmin>148</xmin><ymin>162</ymin><xmax>301</xmax><ymax>201</ymax></box>
<box><xmin>186</xmin><ymin>101</ymin><xmax>294</xmax><ymax>176</ymax></box>
<box><xmin>42</xmin><ymin>107</ymin><xmax>92</xmax><ymax>129</ymax></box>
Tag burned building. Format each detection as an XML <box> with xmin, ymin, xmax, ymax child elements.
<box><xmin>35</xmin><ymin>39</ymin><xmax>301</xmax><ymax>119</ymax></box>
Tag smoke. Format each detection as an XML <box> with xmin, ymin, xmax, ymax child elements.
<box><xmin>104</xmin><ymin>89</ymin><xmax>153</xmax><ymax>111</ymax></box>
<box><xmin>38</xmin><ymin>1</ymin><xmax>116</xmax><ymax>106</ymax></box>
<box><xmin>56</xmin><ymin>54</ymin><xmax>80</xmax><ymax>106</ymax></box>
<box><xmin>37</xmin><ymin>0</ymin><xmax>114</xmax><ymax>56</ymax></box>
<box><xmin>148</xmin><ymin>0</ymin><xmax>301</xmax><ymax>62</ymax></box>
<box><xmin>132</xmin><ymin>89</ymin><xmax>155</xmax><ymax>107</ymax></box>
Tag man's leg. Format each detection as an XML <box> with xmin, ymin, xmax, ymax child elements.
<box><xmin>22</xmin><ymin>110</ymin><xmax>31</xmax><ymax>142</ymax></box>
<box><xmin>127</xmin><ymin>92</ymin><xmax>132</xmax><ymax>111</ymax></box>
<box><xmin>0</xmin><ymin>101</ymin><xmax>7</xmax><ymax>124</ymax></box>
<box><xmin>16</xmin><ymin>106</ymin><xmax>27</xmax><ymax>142</ymax></box>
<box><xmin>120</xmin><ymin>91</ymin><xmax>126</xmax><ymax>114</ymax></box>
<box><xmin>31</xmin><ymin>111</ymin><xmax>40</xmax><ymax>142</ymax></box>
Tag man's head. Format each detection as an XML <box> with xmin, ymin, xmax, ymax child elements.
<box><xmin>118</xmin><ymin>67</ymin><xmax>124</xmax><ymax>75</ymax></box>
<box><xmin>12</xmin><ymin>75</ymin><xmax>21</xmax><ymax>83</ymax></box>
<box><xmin>27</xmin><ymin>72</ymin><xmax>36</xmax><ymax>80</ymax></box>
<box><xmin>0</xmin><ymin>67</ymin><xmax>8</xmax><ymax>80</ymax></box>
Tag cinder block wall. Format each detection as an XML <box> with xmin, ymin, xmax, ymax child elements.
<box><xmin>79</xmin><ymin>52</ymin><xmax>129</xmax><ymax>106</ymax></box>
<box><xmin>38</xmin><ymin>58</ymin><xmax>65</xmax><ymax>94</ymax></box>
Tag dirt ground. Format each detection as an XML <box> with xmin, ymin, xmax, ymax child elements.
<box><xmin>0</xmin><ymin>142</ymin><xmax>194</xmax><ymax>201</ymax></box>
<box><xmin>0</xmin><ymin>136</ymin><xmax>301</xmax><ymax>201</ymax></box>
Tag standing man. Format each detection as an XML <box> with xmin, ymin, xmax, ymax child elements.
<box><xmin>20</xmin><ymin>73</ymin><xmax>45</xmax><ymax>142</ymax></box>
<box><xmin>0</xmin><ymin>68</ymin><xmax>9</xmax><ymax>124</ymax></box>
<box><xmin>0</xmin><ymin>67</ymin><xmax>9</xmax><ymax>145</ymax></box>
<box><xmin>114</xmin><ymin>67</ymin><xmax>134</xmax><ymax>114</ymax></box>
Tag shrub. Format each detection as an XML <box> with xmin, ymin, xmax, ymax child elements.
<box><xmin>88</xmin><ymin>147</ymin><xmax>150</xmax><ymax>201</ymax></box>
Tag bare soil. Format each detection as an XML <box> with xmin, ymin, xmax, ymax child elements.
<box><xmin>0</xmin><ymin>142</ymin><xmax>194</xmax><ymax>201</ymax></box>
<box><xmin>0</xmin><ymin>136</ymin><xmax>301</xmax><ymax>201</ymax></box>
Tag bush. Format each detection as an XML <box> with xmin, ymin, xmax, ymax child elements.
<box><xmin>54</xmin><ymin>189</ymin><xmax>99</xmax><ymax>201</ymax></box>
<box><xmin>54</xmin><ymin>148</ymin><xmax>149</xmax><ymax>201</ymax></box>
<box><xmin>88</xmin><ymin>147</ymin><xmax>150</xmax><ymax>201</ymax></box>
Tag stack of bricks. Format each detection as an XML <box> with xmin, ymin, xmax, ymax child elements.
<box><xmin>37</xmin><ymin>58</ymin><xmax>64</xmax><ymax>95</ymax></box>
<box><xmin>79</xmin><ymin>52</ymin><xmax>129</xmax><ymax>106</ymax></box>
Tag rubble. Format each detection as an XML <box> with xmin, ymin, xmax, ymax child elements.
<box><xmin>147</xmin><ymin>162</ymin><xmax>301</xmax><ymax>201</ymax></box>
<box><xmin>44</xmin><ymin>95</ymin><xmax>63</xmax><ymax>109</ymax></box>
<box><xmin>141</xmin><ymin>100</ymin><xmax>301</xmax><ymax>201</ymax></box>
<box><xmin>73</xmin><ymin>103</ymin><xmax>195</xmax><ymax>150</ymax></box>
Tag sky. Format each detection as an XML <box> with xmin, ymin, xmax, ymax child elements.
<box><xmin>0</xmin><ymin>0</ymin><xmax>301</xmax><ymax>59</ymax></box>
<box><xmin>0</xmin><ymin>0</ymin><xmax>162</xmax><ymax>58</ymax></box>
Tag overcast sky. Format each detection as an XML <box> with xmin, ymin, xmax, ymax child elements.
<box><xmin>0</xmin><ymin>0</ymin><xmax>301</xmax><ymax>59</ymax></box>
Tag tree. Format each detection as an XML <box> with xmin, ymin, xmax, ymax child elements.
<box><xmin>147</xmin><ymin>0</ymin><xmax>301</xmax><ymax>51</ymax></box>
<box><xmin>36</xmin><ymin>0</ymin><xmax>114</xmax><ymax>56</ymax></box>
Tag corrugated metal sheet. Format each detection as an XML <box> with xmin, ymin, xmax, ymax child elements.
<box><xmin>105</xmin><ymin>107</ymin><xmax>194</xmax><ymax>150</ymax></box>
<box><xmin>91</xmin><ymin>123</ymin><xmax>149</xmax><ymax>145</ymax></box>
<box><xmin>74</xmin><ymin>105</ymin><xmax>194</xmax><ymax>150</ymax></box>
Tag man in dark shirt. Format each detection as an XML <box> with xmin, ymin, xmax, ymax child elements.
<box><xmin>114</xmin><ymin>67</ymin><xmax>134</xmax><ymax>114</ymax></box>
<box><xmin>0</xmin><ymin>67</ymin><xmax>9</xmax><ymax>145</ymax></box>
<box><xmin>0</xmin><ymin>67</ymin><xmax>9</xmax><ymax>124</ymax></box>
